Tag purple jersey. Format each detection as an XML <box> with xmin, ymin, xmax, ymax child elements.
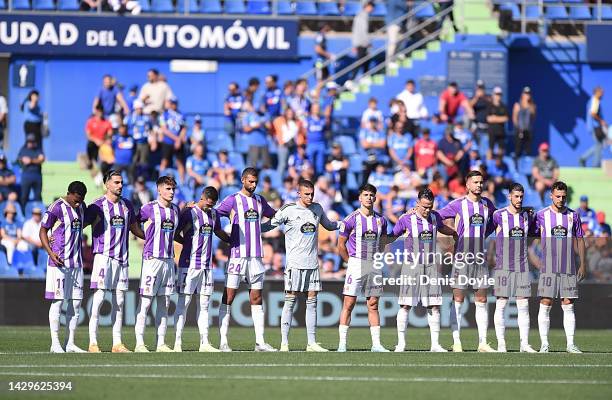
<box><xmin>41</xmin><ymin>198</ymin><xmax>86</xmax><ymax>268</ymax></box>
<box><xmin>178</xmin><ymin>206</ymin><xmax>220</xmax><ymax>269</ymax></box>
<box><xmin>393</xmin><ymin>211</ymin><xmax>444</xmax><ymax>265</ymax></box>
<box><xmin>492</xmin><ymin>207</ymin><xmax>534</xmax><ymax>272</ymax></box>
<box><xmin>138</xmin><ymin>201</ymin><xmax>180</xmax><ymax>259</ymax></box>
<box><xmin>87</xmin><ymin>196</ymin><xmax>136</xmax><ymax>265</ymax></box>
<box><xmin>215</xmin><ymin>192</ymin><xmax>275</xmax><ymax>258</ymax></box>
<box><xmin>339</xmin><ymin>209</ymin><xmax>387</xmax><ymax>260</ymax></box>
<box><xmin>439</xmin><ymin>196</ymin><xmax>496</xmax><ymax>256</ymax></box>
<box><xmin>536</xmin><ymin>206</ymin><xmax>584</xmax><ymax>274</ymax></box>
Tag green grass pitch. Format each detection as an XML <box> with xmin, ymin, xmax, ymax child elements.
<box><xmin>0</xmin><ymin>327</ymin><xmax>611</xmax><ymax>399</ymax></box>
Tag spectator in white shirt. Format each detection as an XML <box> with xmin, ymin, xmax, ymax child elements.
<box><xmin>139</xmin><ymin>69</ymin><xmax>174</xmax><ymax>115</ymax></box>
<box><xmin>396</xmin><ymin>79</ymin><xmax>428</xmax><ymax>135</ymax></box>
<box><xmin>21</xmin><ymin>206</ymin><xmax>43</xmax><ymax>264</ymax></box>
<box><xmin>361</xmin><ymin>97</ymin><xmax>384</xmax><ymax>131</ymax></box>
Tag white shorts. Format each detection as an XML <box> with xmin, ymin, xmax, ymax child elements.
<box><xmin>398</xmin><ymin>265</ymin><xmax>443</xmax><ymax>307</ymax></box>
<box><xmin>225</xmin><ymin>257</ymin><xmax>265</xmax><ymax>290</ymax></box>
<box><xmin>45</xmin><ymin>266</ymin><xmax>83</xmax><ymax>300</ymax></box>
<box><xmin>451</xmin><ymin>262</ymin><xmax>491</xmax><ymax>290</ymax></box>
<box><xmin>284</xmin><ymin>268</ymin><xmax>322</xmax><ymax>292</ymax></box>
<box><xmin>177</xmin><ymin>267</ymin><xmax>214</xmax><ymax>295</ymax></box>
<box><xmin>139</xmin><ymin>258</ymin><xmax>175</xmax><ymax>297</ymax></box>
<box><xmin>343</xmin><ymin>257</ymin><xmax>383</xmax><ymax>298</ymax></box>
<box><xmin>537</xmin><ymin>273</ymin><xmax>579</xmax><ymax>299</ymax></box>
<box><xmin>493</xmin><ymin>269</ymin><xmax>532</xmax><ymax>298</ymax></box>
<box><xmin>91</xmin><ymin>254</ymin><xmax>129</xmax><ymax>291</ymax></box>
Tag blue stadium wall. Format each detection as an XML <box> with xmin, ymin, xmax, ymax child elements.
<box><xmin>5</xmin><ymin>34</ymin><xmax>612</xmax><ymax>165</ymax></box>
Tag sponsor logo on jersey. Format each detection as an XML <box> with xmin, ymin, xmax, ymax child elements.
<box><xmin>363</xmin><ymin>230</ymin><xmax>377</xmax><ymax>241</ymax></box>
<box><xmin>244</xmin><ymin>208</ymin><xmax>259</xmax><ymax>222</ymax></box>
<box><xmin>161</xmin><ymin>219</ymin><xmax>175</xmax><ymax>232</ymax></box>
<box><xmin>510</xmin><ymin>226</ymin><xmax>525</xmax><ymax>239</ymax></box>
<box><xmin>470</xmin><ymin>213</ymin><xmax>484</xmax><ymax>226</ymax></box>
<box><xmin>111</xmin><ymin>215</ymin><xmax>125</xmax><ymax>230</ymax></box>
<box><xmin>300</xmin><ymin>222</ymin><xmax>316</xmax><ymax>235</ymax></box>
<box><xmin>552</xmin><ymin>225</ymin><xmax>568</xmax><ymax>238</ymax></box>
<box><xmin>419</xmin><ymin>230</ymin><xmax>434</xmax><ymax>243</ymax></box>
<box><xmin>71</xmin><ymin>218</ymin><xmax>82</xmax><ymax>232</ymax></box>
<box><xmin>199</xmin><ymin>223</ymin><xmax>213</xmax><ymax>236</ymax></box>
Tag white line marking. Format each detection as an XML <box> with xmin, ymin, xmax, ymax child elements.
<box><xmin>1</xmin><ymin>363</ymin><xmax>612</xmax><ymax>368</ymax></box>
<box><xmin>1</xmin><ymin>351</ymin><xmax>612</xmax><ymax>355</ymax></box>
<box><xmin>0</xmin><ymin>371</ymin><xmax>608</xmax><ymax>385</ymax></box>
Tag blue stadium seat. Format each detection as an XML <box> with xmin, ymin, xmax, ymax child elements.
<box><xmin>510</xmin><ymin>172</ymin><xmax>529</xmax><ymax>189</ymax></box>
<box><xmin>524</xmin><ymin>190</ymin><xmax>543</xmax><ymax>209</ymax></box>
<box><xmin>25</xmin><ymin>201</ymin><xmax>45</xmax><ymax>219</ymax></box>
<box><xmin>37</xmin><ymin>252</ymin><xmax>49</xmax><ymax>269</ymax></box>
<box><xmin>13</xmin><ymin>250</ymin><xmax>35</xmax><ymax>270</ymax></box>
<box><xmin>22</xmin><ymin>266</ymin><xmax>45</xmax><ymax>279</ymax></box>
<box><xmin>0</xmin><ymin>266</ymin><xmax>19</xmax><ymax>278</ymax></box>
<box><xmin>151</xmin><ymin>0</ymin><xmax>174</xmax><ymax>13</ymax></box>
<box><xmin>177</xmin><ymin>0</ymin><xmax>199</xmax><ymax>13</ymax></box>
<box><xmin>145</xmin><ymin>182</ymin><xmax>157</xmax><ymax>196</ymax></box>
<box><xmin>502</xmin><ymin>156</ymin><xmax>517</xmax><ymax>175</ymax></box>
<box><xmin>206</xmin><ymin>152</ymin><xmax>218</xmax><ymax>164</ymax></box>
<box><xmin>260</xmin><ymin>169</ymin><xmax>281</xmax><ymax>188</ymax></box>
<box><xmin>228</xmin><ymin>152</ymin><xmax>245</xmax><ymax>171</ymax></box>
<box><xmin>11</xmin><ymin>0</ymin><xmax>30</xmax><ymax>9</ymax></box>
<box><xmin>501</xmin><ymin>3</ymin><xmax>520</xmax><ymax>20</ymax></box>
<box><xmin>546</xmin><ymin>5</ymin><xmax>569</xmax><ymax>20</ymax></box>
<box><xmin>276</xmin><ymin>0</ymin><xmax>293</xmax><ymax>14</ymax></box>
<box><xmin>32</xmin><ymin>0</ymin><xmax>55</xmax><ymax>10</ymax></box>
<box><xmin>122</xmin><ymin>185</ymin><xmax>134</xmax><ymax>201</ymax></box>
<box><xmin>372</xmin><ymin>1</ymin><xmax>386</xmax><ymax>17</ymax></box>
<box><xmin>295</xmin><ymin>0</ymin><xmax>317</xmax><ymax>15</ymax></box>
<box><xmin>207</xmin><ymin>132</ymin><xmax>234</xmax><ymax>152</ymax></box>
<box><xmin>346</xmin><ymin>172</ymin><xmax>358</xmax><ymax>190</ymax></box>
<box><xmin>0</xmin><ymin>0</ymin><xmax>5</xmax><ymax>9</ymax></box>
<box><xmin>593</xmin><ymin>5</ymin><xmax>612</xmax><ymax>20</ymax></box>
<box><xmin>349</xmin><ymin>154</ymin><xmax>363</xmax><ymax>173</ymax></box>
<box><xmin>58</xmin><ymin>0</ymin><xmax>80</xmax><ymax>10</ymax></box>
<box><xmin>200</xmin><ymin>0</ymin><xmax>222</xmax><ymax>13</ymax></box>
<box><xmin>343</xmin><ymin>1</ymin><xmax>360</xmax><ymax>16</ymax></box>
<box><xmin>0</xmin><ymin>251</ymin><xmax>9</xmax><ymax>269</ymax></box>
<box><xmin>525</xmin><ymin>5</ymin><xmax>542</xmax><ymax>21</ymax></box>
<box><xmin>220</xmin><ymin>185</ymin><xmax>240</xmax><ymax>199</ymax></box>
<box><xmin>518</xmin><ymin>156</ymin><xmax>534</xmax><ymax>176</ymax></box>
<box><xmin>225</xmin><ymin>0</ymin><xmax>246</xmax><ymax>13</ymax></box>
<box><xmin>334</xmin><ymin>135</ymin><xmax>357</xmax><ymax>155</ymax></box>
<box><xmin>247</xmin><ymin>0</ymin><xmax>270</xmax><ymax>14</ymax></box>
<box><xmin>137</xmin><ymin>0</ymin><xmax>151</xmax><ymax>12</ymax></box>
<box><xmin>318</xmin><ymin>1</ymin><xmax>340</xmax><ymax>16</ymax></box>
<box><xmin>569</xmin><ymin>5</ymin><xmax>591</xmax><ymax>20</ymax></box>
<box><xmin>415</xmin><ymin>3</ymin><xmax>436</xmax><ymax>19</ymax></box>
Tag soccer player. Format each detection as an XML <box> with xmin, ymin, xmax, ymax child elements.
<box><xmin>134</xmin><ymin>175</ymin><xmax>180</xmax><ymax>353</ymax></box>
<box><xmin>216</xmin><ymin>167</ymin><xmax>277</xmax><ymax>352</ymax></box>
<box><xmin>40</xmin><ymin>181</ymin><xmax>88</xmax><ymax>353</ymax></box>
<box><xmin>337</xmin><ymin>183</ymin><xmax>389</xmax><ymax>352</ymax></box>
<box><xmin>87</xmin><ymin>170</ymin><xmax>145</xmax><ymax>353</ymax></box>
<box><xmin>389</xmin><ymin>188</ymin><xmax>457</xmax><ymax>352</ymax></box>
<box><xmin>261</xmin><ymin>178</ymin><xmax>339</xmax><ymax>352</ymax></box>
<box><xmin>173</xmin><ymin>186</ymin><xmax>230</xmax><ymax>352</ymax></box>
<box><xmin>535</xmin><ymin>181</ymin><xmax>586</xmax><ymax>353</ymax></box>
<box><xmin>438</xmin><ymin>170</ymin><xmax>497</xmax><ymax>352</ymax></box>
<box><xmin>491</xmin><ymin>183</ymin><xmax>537</xmax><ymax>353</ymax></box>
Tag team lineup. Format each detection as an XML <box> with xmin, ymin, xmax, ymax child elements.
<box><xmin>40</xmin><ymin>167</ymin><xmax>587</xmax><ymax>354</ymax></box>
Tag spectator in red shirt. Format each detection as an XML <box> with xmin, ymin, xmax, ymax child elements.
<box><xmin>439</xmin><ymin>82</ymin><xmax>474</xmax><ymax>123</ymax></box>
<box><xmin>414</xmin><ymin>128</ymin><xmax>438</xmax><ymax>180</ymax></box>
<box><xmin>85</xmin><ymin>106</ymin><xmax>113</xmax><ymax>170</ymax></box>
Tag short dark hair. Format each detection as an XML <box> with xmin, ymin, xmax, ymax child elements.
<box><xmin>202</xmin><ymin>186</ymin><xmax>219</xmax><ymax>202</ymax></box>
<box><xmin>149</xmin><ymin>68</ymin><xmax>159</xmax><ymax>76</ymax></box>
<box><xmin>157</xmin><ymin>175</ymin><xmax>177</xmax><ymax>188</ymax></box>
<box><xmin>466</xmin><ymin>170</ymin><xmax>483</xmax><ymax>181</ymax></box>
<box><xmin>418</xmin><ymin>188</ymin><xmax>435</xmax><ymax>202</ymax></box>
<box><xmin>248</xmin><ymin>77</ymin><xmax>260</xmax><ymax>86</ymax></box>
<box><xmin>406</xmin><ymin>79</ymin><xmax>415</xmax><ymax>85</ymax></box>
<box><xmin>298</xmin><ymin>178</ymin><xmax>314</xmax><ymax>190</ymax></box>
<box><xmin>67</xmin><ymin>181</ymin><xmax>87</xmax><ymax>197</ymax></box>
<box><xmin>509</xmin><ymin>183</ymin><xmax>525</xmax><ymax>193</ymax></box>
<box><xmin>449</xmin><ymin>81</ymin><xmax>458</xmax><ymax>88</ymax></box>
<box><xmin>359</xmin><ymin>183</ymin><xmax>377</xmax><ymax>196</ymax></box>
<box><xmin>242</xmin><ymin>167</ymin><xmax>259</xmax><ymax>179</ymax></box>
<box><xmin>103</xmin><ymin>169</ymin><xmax>122</xmax><ymax>184</ymax></box>
<box><xmin>551</xmin><ymin>181</ymin><xmax>568</xmax><ymax>193</ymax></box>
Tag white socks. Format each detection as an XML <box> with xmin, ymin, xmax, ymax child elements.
<box><xmin>516</xmin><ymin>298</ymin><xmax>530</xmax><ymax>346</ymax></box>
<box><xmin>218</xmin><ymin>303</ymin><xmax>231</xmax><ymax>346</ymax></box>
<box><xmin>427</xmin><ymin>307</ymin><xmax>441</xmax><ymax>347</ymax></box>
<box><xmin>396</xmin><ymin>307</ymin><xmax>409</xmax><ymax>348</ymax></box>
<box><xmin>494</xmin><ymin>298</ymin><xmax>508</xmax><ymax>348</ymax></box>
<box><xmin>538</xmin><ymin>303</ymin><xmax>551</xmax><ymax>347</ymax></box>
<box><xmin>156</xmin><ymin>296</ymin><xmax>170</xmax><ymax>348</ymax></box>
<box><xmin>450</xmin><ymin>300</ymin><xmax>463</xmax><ymax>344</ymax></box>
<box><xmin>475</xmin><ymin>301</ymin><xmax>488</xmax><ymax>344</ymax></box>
<box><xmin>49</xmin><ymin>300</ymin><xmax>62</xmax><ymax>347</ymax></box>
<box><xmin>338</xmin><ymin>324</ymin><xmax>349</xmax><ymax>347</ymax></box>
<box><xmin>89</xmin><ymin>290</ymin><xmax>105</xmax><ymax>345</ymax></box>
<box><xmin>198</xmin><ymin>295</ymin><xmax>211</xmax><ymax>345</ymax></box>
<box><xmin>251</xmin><ymin>305</ymin><xmax>265</xmax><ymax>345</ymax></box>
<box><xmin>561</xmin><ymin>303</ymin><xmax>576</xmax><ymax>347</ymax></box>
<box><xmin>135</xmin><ymin>296</ymin><xmax>153</xmax><ymax>347</ymax></box>
<box><xmin>280</xmin><ymin>295</ymin><xmax>296</xmax><ymax>345</ymax></box>
<box><xmin>370</xmin><ymin>325</ymin><xmax>381</xmax><ymax>347</ymax></box>
<box><xmin>305</xmin><ymin>297</ymin><xmax>317</xmax><ymax>345</ymax></box>
<box><xmin>65</xmin><ymin>299</ymin><xmax>81</xmax><ymax>347</ymax></box>
<box><xmin>174</xmin><ymin>294</ymin><xmax>192</xmax><ymax>347</ymax></box>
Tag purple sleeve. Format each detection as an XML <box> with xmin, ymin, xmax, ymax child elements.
<box><xmin>573</xmin><ymin>211</ymin><xmax>584</xmax><ymax>238</ymax></box>
<box><xmin>485</xmin><ymin>198</ymin><xmax>497</xmax><ymax>237</ymax></box>
<box><xmin>392</xmin><ymin>216</ymin><xmax>406</xmax><ymax>236</ymax></box>
<box><xmin>433</xmin><ymin>211</ymin><xmax>445</xmax><ymax>230</ymax></box>
<box><xmin>85</xmin><ymin>203</ymin><xmax>98</xmax><ymax>227</ymax></box>
<box><xmin>438</xmin><ymin>201</ymin><xmax>457</xmax><ymax>220</ymax></box>
<box><xmin>261</xmin><ymin>196</ymin><xmax>276</xmax><ymax>218</ymax></box>
<box><xmin>215</xmin><ymin>195</ymin><xmax>235</xmax><ymax>217</ymax></box>
<box><xmin>381</xmin><ymin>217</ymin><xmax>389</xmax><ymax>236</ymax></box>
<box><xmin>138</xmin><ymin>203</ymin><xmax>151</xmax><ymax>223</ymax></box>
<box><xmin>125</xmin><ymin>200</ymin><xmax>137</xmax><ymax>226</ymax></box>
<box><xmin>339</xmin><ymin>214</ymin><xmax>354</xmax><ymax>238</ymax></box>
<box><xmin>177</xmin><ymin>209</ymin><xmax>191</xmax><ymax>232</ymax></box>
<box><xmin>41</xmin><ymin>205</ymin><xmax>58</xmax><ymax>230</ymax></box>
<box><xmin>491</xmin><ymin>210</ymin><xmax>501</xmax><ymax>229</ymax></box>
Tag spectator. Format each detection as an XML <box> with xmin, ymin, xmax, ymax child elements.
<box><xmin>260</xmin><ymin>75</ymin><xmax>283</xmax><ymax>119</ymax></box>
<box><xmin>288</xmin><ymin>145</ymin><xmax>311</xmax><ymax>182</ymax></box>
<box><xmin>97</xmin><ymin>134</ymin><xmax>115</xmax><ymax>179</ymax></box>
<box><xmin>0</xmin><ymin>92</ymin><xmax>6</xmax><ymax>147</ymax></box>
<box><xmin>241</xmin><ymin>100</ymin><xmax>271</xmax><ymax>169</ymax></box>
<box><xmin>486</xmin><ymin>152</ymin><xmax>512</xmax><ymax>197</ymax></box>
<box><xmin>130</xmin><ymin>176</ymin><xmax>153</xmax><ymax>212</ymax></box>
<box><xmin>439</xmin><ymin>82</ymin><xmax>473</xmax><ymax>123</ymax></box>
<box><xmin>486</xmin><ymin>86</ymin><xmax>509</xmax><ymax>159</ymax></box>
<box><xmin>85</xmin><ymin>106</ymin><xmax>113</xmax><ymax>170</ymax></box>
<box><xmin>279</xmin><ymin>176</ymin><xmax>299</xmax><ymax>203</ymax></box>
<box><xmin>305</xmin><ymin>102</ymin><xmax>328</xmax><ymax>176</ymax></box>
<box><xmin>282</xmin><ymin>80</ymin><xmax>295</xmax><ymax>108</ymax></box>
<box><xmin>260</xmin><ymin>176</ymin><xmax>281</xmax><ymax>206</ymax></box>
<box><xmin>314</xmin><ymin>22</ymin><xmax>333</xmax><ymax>82</ymax></box>
<box><xmin>414</xmin><ymin>128</ymin><xmax>438</xmax><ymax>180</ymax></box>
<box><xmin>388</xmin><ymin>119</ymin><xmax>414</xmax><ymax>171</ymax></box>
<box><xmin>287</xmin><ymin>79</ymin><xmax>311</xmax><ymax>120</ymax></box>
<box><xmin>452</xmin><ymin>121</ymin><xmax>474</xmax><ymax>153</ymax></box>
<box><xmin>368</xmin><ymin>163</ymin><xmax>394</xmax><ymax>210</ymax></box>
<box><xmin>314</xmin><ymin>175</ymin><xmax>335</xmax><ymax>211</ymax></box>
<box><xmin>209</xmin><ymin>149</ymin><xmax>235</xmax><ymax>187</ymax></box>
<box><xmin>244</xmin><ymin>77</ymin><xmax>260</xmax><ymax>105</ymax></box>
<box><xmin>532</xmin><ymin>142</ymin><xmax>559</xmax><ymax>200</ymax></box>
<box><xmin>322</xmin><ymin>82</ymin><xmax>338</xmax><ymax>125</ymax></box>
<box><xmin>185</xmin><ymin>142</ymin><xmax>207</xmax><ymax>195</ymax></box>
<box><xmin>80</xmin><ymin>0</ymin><xmax>107</xmax><ymax>11</ymax></box>
<box><xmin>468</xmin><ymin>148</ymin><xmax>483</xmax><ymax>171</ymax></box>
<box><xmin>577</xmin><ymin>195</ymin><xmax>597</xmax><ymax>232</ymax></box>
<box><xmin>223</xmin><ymin>82</ymin><xmax>244</xmax><ymax>137</ymax></box>
<box><xmin>112</xmin><ymin>124</ymin><xmax>135</xmax><ymax>184</ymax></box>
<box><xmin>17</xmin><ymin>134</ymin><xmax>44</xmax><ymax>209</ymax></box>
<box><xmin>139</xmin><ymin>68</ymin><xmax>174</xmax><ymax>115</ymax></box>
<box><xmin>580</xmin><ymin>86</ymin><xmax>607</xmax><ymax>167</ymax></box>
<box><xmin>92</xmin><ymin>74</ymin><xmax>129</xmax><ymax>118</ymax></box>
<box><xmin>593</xmin><ymin>212</ymin><xmax>611</xmax><ymax>237</ymax></box>
<box><xmin>107</xmin><ymin>0</ymin><xmax>142</xmax><ymax>15</ymax></box>
<box><xmin>437</xmin><ymin>0</ymin><xmax>458</xmax><ymax>32</ymax></box>
<box><xmin>325</xmin><ymin>143</ymin><xmax>349</xmax><ymax>201</ymax></box>
<box><xmin>512</xmin><ymin>86</ymin><xmax>536</xmax><ymax>162</ymax></box>
<box><xmin>469</xmin><ymin>80</ymin><xmax>490</xmax><ymax>152</ymax></box>
<box><xmin>351</xmin><ymin>1</ymin><xmax>374</xmax><ymax>80</ymax></box>
<box><xmin>159</xmin><ymin>97</ymin><xmax>187</xmax><ymax>182</ymax></box>
<box><xmin>126</xmin><ymin>85</ymin><xmax>139</xmax><ymax>112</ymax></box>
<box><xmin>0</xmin><ymin>202</ymin><xmax>27</xmax><ymax>264</ymax></box>
<box><xmin>321</xmin><ymin>256</ymin><xmax>344</xmax><ymax>280</ymax></box>
<box><xmin>384</xmin><ymin>185</ymin><xmax>407</xmax><ymax>224</ymax></box>
<box><xmin>393</xmin><ymin>163</ymin><xmax>422</xmax><ymax>199</ymax></box>
<box><xmin>125</xmin><ymin>99</ymin><xmax>151</xmax><ymax>179</ymax></box>
<box><xmin>21</xmin><ymin>206</ymin><xmax>42</xmax><ymax>264</ymax></box>
<box><xmin>385</xmin><ymin>0</ymin><xmax>409</xmax><ymax>65</ymax></box>
<box><xmin>361</xmin><ymin>97</ymin><xmax>384</xmax><ymax>130</ymax></box>
<box><xmin>437</xmin><ymin>125</ymin><xmax>464</xmax><ymax>180</ymax></box>
<box><xmin>396</xmin><ymin>79</ymin><xmax>428</xmax><ymax>135</ymax></box>
<box><xmin>0</xmin><ymin>155</ymin><xmax>16</xmax><ymax>201</ymax></box>
<box><xmin>266</xmin><ymin>254</ymin><xmax>285</xmax><ymax>279</ymax></box>
<box><xmin>20</xmin><ymin>90</ymin><xmax>44</xmax><ymax>147</ymax></box>
<box><xmin>273</xmin><ymin>107</ymin><xmax>304</xmax><ymax>177</ymax></box>
<box><xmin>188</xmin><ymin>115</ymin><xmax>205</xmax><ymax>153</ymax></box>
<box><xmin>359</xmin><ymin>116</ymin><xmax>388</xmax><ymax>180</ymax></box>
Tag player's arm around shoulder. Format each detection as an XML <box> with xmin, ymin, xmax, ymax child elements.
<box><xmin>315</xmin><ymin>203</ymin><xmax>340</xmax><ymax>231</ymax></box>
<box><xmin>262</xmin><ymin>202</ymin><xmax>291</xmax><ymax>232</ymax></box>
